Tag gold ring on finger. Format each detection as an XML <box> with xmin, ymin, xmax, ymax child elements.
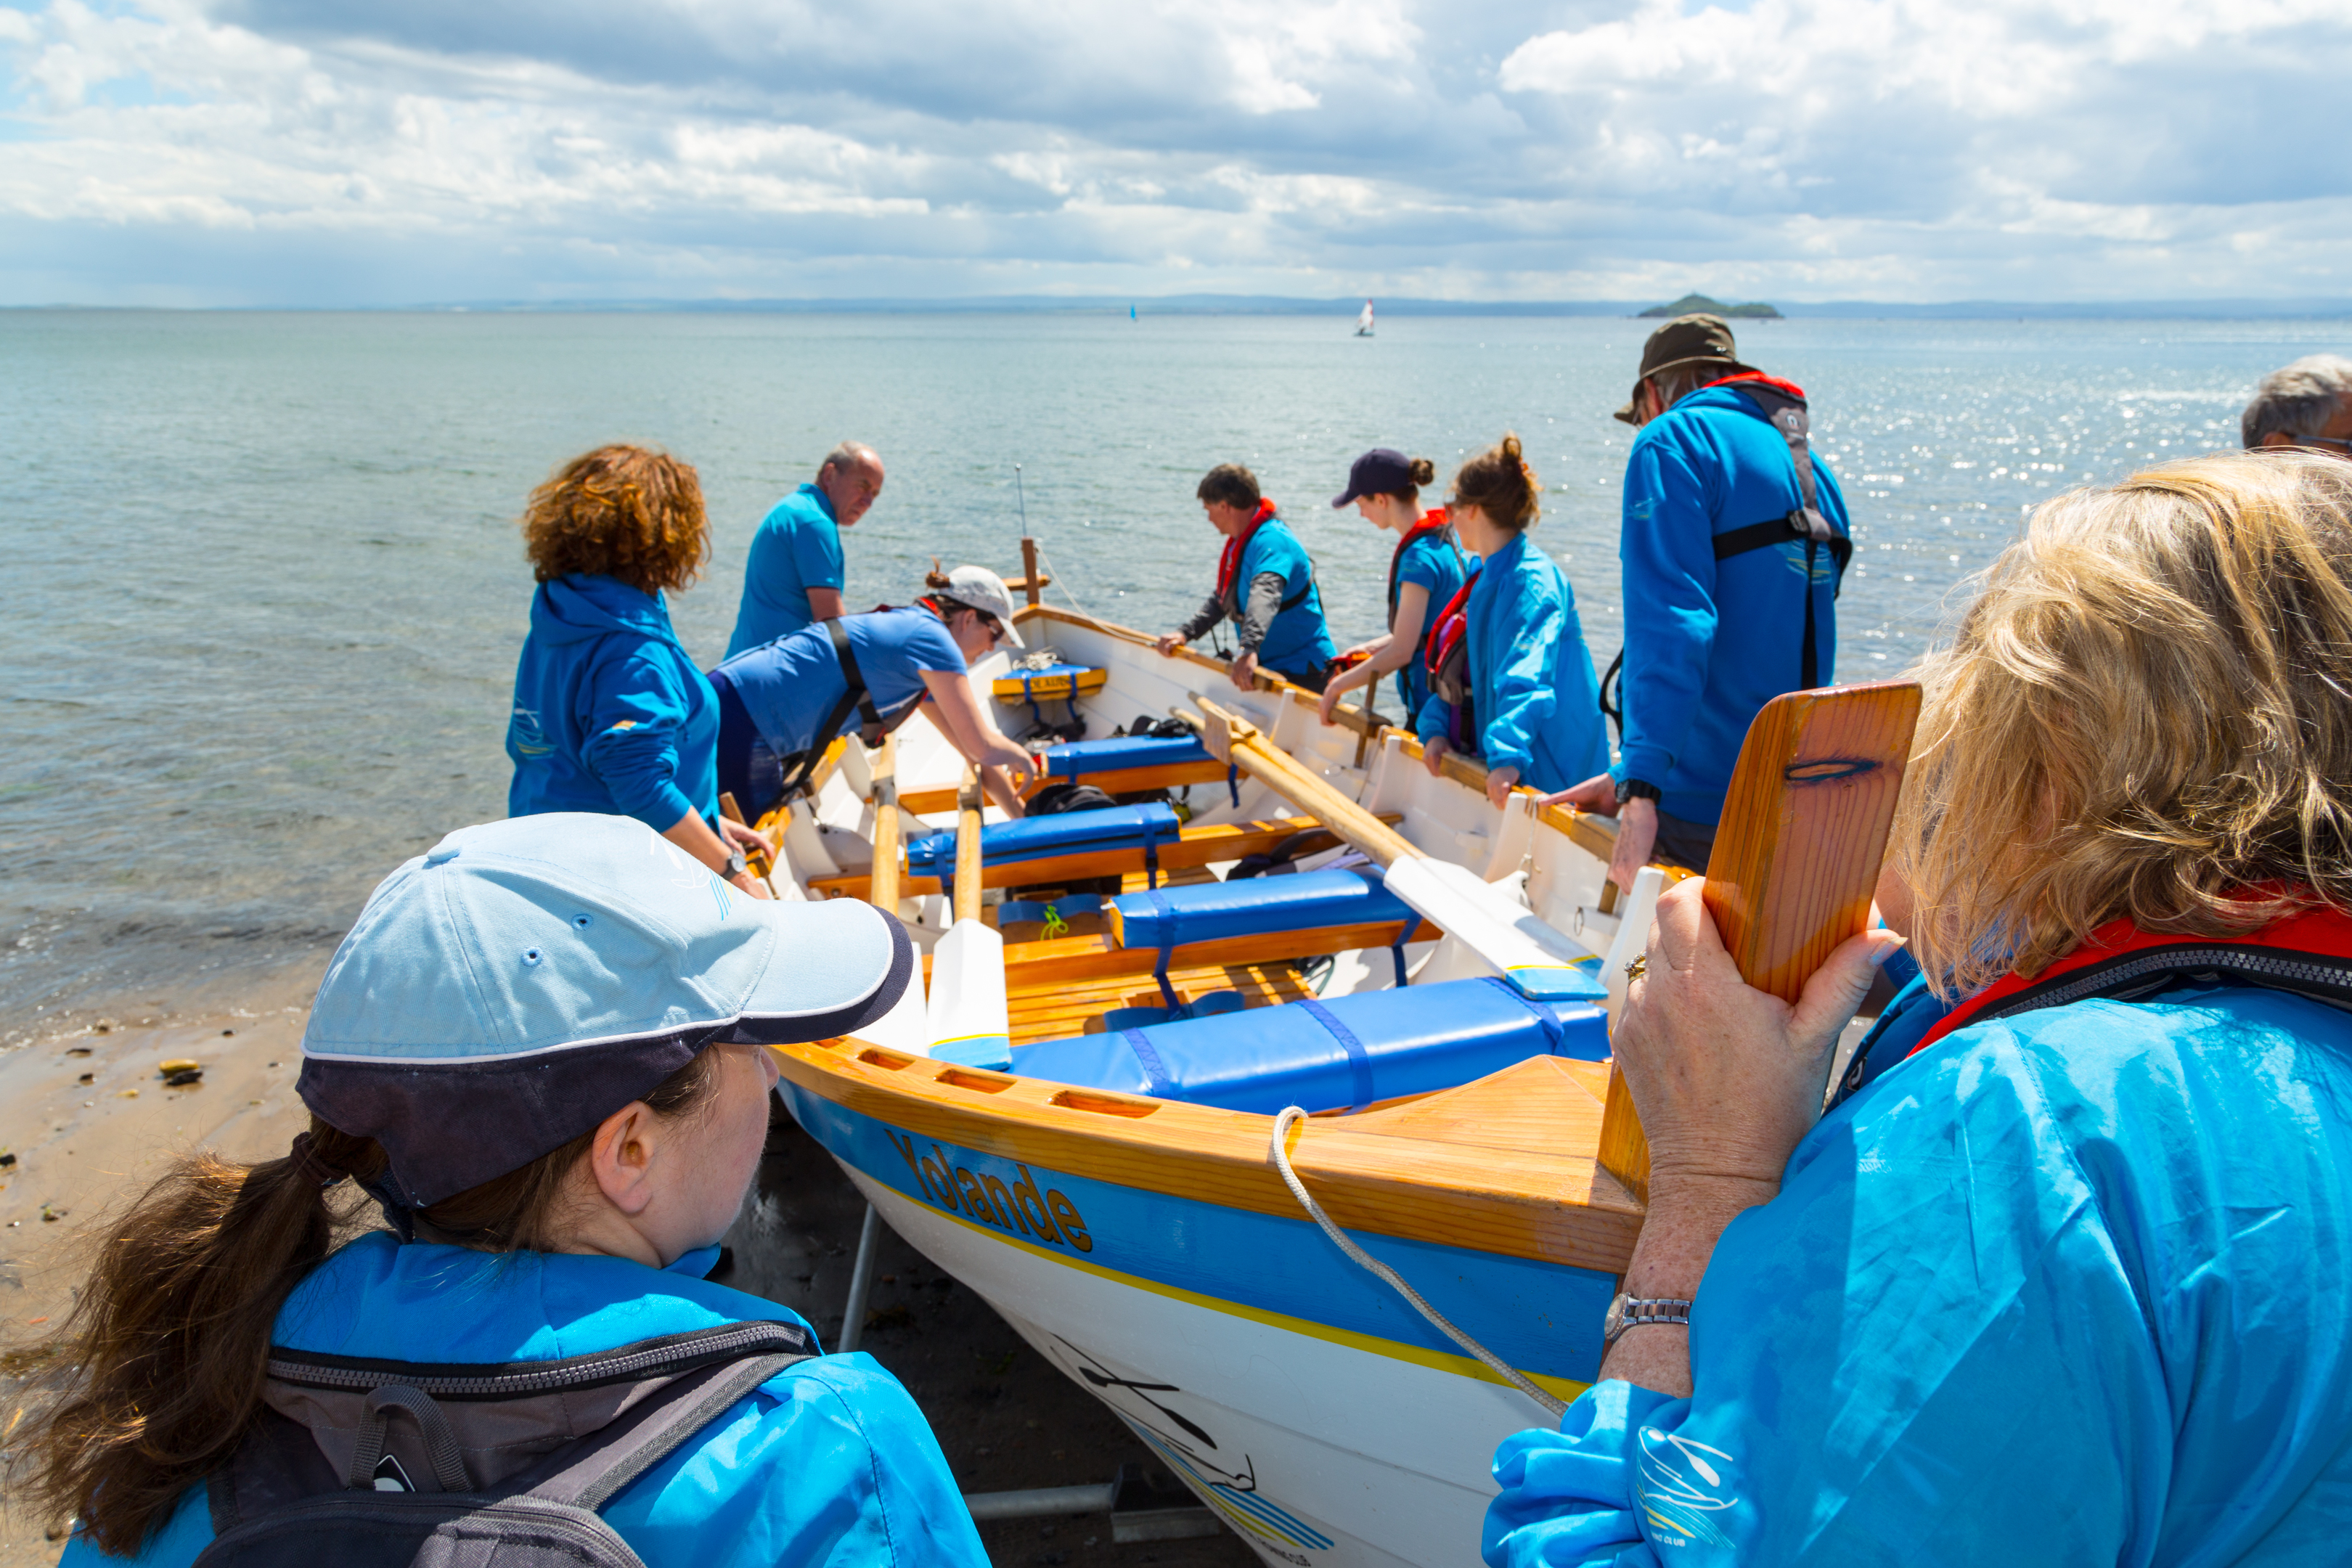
<box><xmin>1624</xmin><ymin>954</ymin><xmax>1647</xmax><ymax>981</ymax></box>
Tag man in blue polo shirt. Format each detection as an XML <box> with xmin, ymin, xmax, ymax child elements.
<box><xmin>1545</xmin><ymin>315</ymin><xmax>1851</xmax><ymax>887</ymax></box>
<box><xmin>726</xmin><ymin>441</ymin><xmax>885</xmax><ymax>657</ymax></box>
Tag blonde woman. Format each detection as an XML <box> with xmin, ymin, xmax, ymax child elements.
<box><xmin>1487</xmin><ymin>453</ymin><xmax>2352</xmax><ymax>1566</ymax></box>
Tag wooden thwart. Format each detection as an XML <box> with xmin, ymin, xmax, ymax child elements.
<box><xmin>1596</xmin><ymin>681</ymin><xmax>1922</xmax><ymax>1205</ymax></box>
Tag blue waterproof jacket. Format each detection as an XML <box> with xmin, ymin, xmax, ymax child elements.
<box><xmin>729</xmin><ymin>485</ymin><xmax>846</xmax><ymax>658</ymax></box>
<box><xmin>1482</xmin><ymin>982</ymin><xmax>2352</xmax><ymax>1567</ymax></box>
<box><xmin>1414</xmin><ymin>533</ymin><xmax>1608</xmax><ymax>795</ymax></box>
<box><xmin>65</xmin><ymin>1233</ymin><xmax>987</xmax><ymax>1568</ymax></box>
<box><xmin>506</xmin><ymin>574</ymin><xmax>719</xmax><ymax>833</ymax></box>
<box><xmin>1616</xmin><ymin>385</ymin><xmax>1850</xmax><ymax>825</ymax></box>
<box><xmin>1389</xmin><ymin>526</ymin><xmax>1469</xmax><ymax>721</ymax></box>
<box><xmin>1228</xmin><ymin>516</ymin><xmax>1337</xmax><ymax>679</ymax></box>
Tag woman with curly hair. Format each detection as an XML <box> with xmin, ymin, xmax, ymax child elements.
<box><xmin>505</xmin><ymin>445</ymin><xmax>772</xmax><ymax>897</ymax></box>
<box><xmin>1416</xmin><ymin>433</ymin><xmax>1608</xmax><ymax>806</ymax></box>
<box><xmin>1485</xmin><ymin>452</ymin><xmax>2352</xmax><ymax>1567</ymax></box>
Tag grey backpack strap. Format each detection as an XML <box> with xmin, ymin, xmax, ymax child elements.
<box><xmin>527</xmin><ymin>1351</ymin><xmax>807</xmax><ymax>1514</ymax></box>
<box><xmin>344</xmin><ymin>1384</ymin><xmax>471</xmax><ymax>1493</ymax></box>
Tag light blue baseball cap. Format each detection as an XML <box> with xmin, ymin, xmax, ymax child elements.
<box><xmin>298</xmin><ymin>813</ymin><xmax>912</xmax><ymax>1209</ymax></box>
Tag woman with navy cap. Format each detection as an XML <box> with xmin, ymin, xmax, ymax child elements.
<box><xmin>25</xmin><ymin>814</ymin><xmax>986</xmax><ymax>1568</ymax></box>
<box><xmin>505</xmin><ymin>444</ymin><xmax>775</xmax><ymax>899</ymax></box>
<box><xmin>1315</xmin><ymin>448</ymin><xmax>1469</xmax><ymax>727</ymax></box>
<box><xmin>1154</xmin><ymin>462</ymin><xmax>1338</xmax><ymax>692</ymax></box>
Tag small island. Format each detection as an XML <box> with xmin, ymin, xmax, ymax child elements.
<box><xmin>1638</xmin><ymin>292</ymin><xmax>1783</xmax><ymax>319</ymax></box>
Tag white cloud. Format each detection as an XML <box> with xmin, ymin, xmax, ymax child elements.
<box><xmin>0</xmin><ymin>0</ymin><xmax>2346</xmax><ymax>304</ymax></box>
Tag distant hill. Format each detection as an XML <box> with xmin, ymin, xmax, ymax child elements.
<box><xmin>1638</xmin><ymin>293</ymin><xmax>1784</xmax><ymax>319</ymax></box>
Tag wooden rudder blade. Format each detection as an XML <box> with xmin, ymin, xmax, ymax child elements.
<box><xmin>1598</xmin><ymin>680</ymin><xmax>1921</xmax><ymax>1206</ymax></box>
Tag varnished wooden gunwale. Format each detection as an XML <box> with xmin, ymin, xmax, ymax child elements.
<box><xmin>776</xmin><ymin>1038</ymin><xmax>1643</xmax><ymax>1275</ymax></box>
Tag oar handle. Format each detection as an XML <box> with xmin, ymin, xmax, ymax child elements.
<box><xmin>953</xmin><ymin>763</ymin><xmax>985</xmax><ymax>926</ymax></box>
<box><xmin>868</xmin><ymin>734</ymin><xmax>902</xmax><ymax>915</ymax></box>
<box><xmin>1597</xmin><ymin>681</ymin><xmax>1921</xmax><ymax>1206</ymax></box>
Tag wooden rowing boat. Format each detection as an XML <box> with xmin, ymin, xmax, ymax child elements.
<box><xmin>751</xmin><ymin>589</ymin><xmax>1912</xmax><ymax>1567</ymax></box>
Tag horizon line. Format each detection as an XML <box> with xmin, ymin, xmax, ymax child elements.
<box><xmin>7</xmin><ymin>293</ymin><xmax>2352</xmax><ymax>319</ymax></box>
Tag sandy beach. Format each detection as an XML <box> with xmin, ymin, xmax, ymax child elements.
<box><xmin>0</xmin><ymin>962</ymin><xmax>323</xmax><ymax>1566</ymax></box>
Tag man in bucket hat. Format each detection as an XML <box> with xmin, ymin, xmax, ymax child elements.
<box><xmin>1543</xmin><ymin>314</ymin><xmax>1853</xmax><ymax>887</ymax></box>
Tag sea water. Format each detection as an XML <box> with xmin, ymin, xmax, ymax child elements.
<box><xmin>1</xmin><ymin>309</ymin><xmax>2340</xmax><ymax>1035</ymax></box>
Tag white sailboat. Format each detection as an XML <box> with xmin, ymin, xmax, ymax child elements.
<box><xmin>1354</xmin><ymin>300</ymin><xmax>1374</xmax><ymax>338</ymax></box>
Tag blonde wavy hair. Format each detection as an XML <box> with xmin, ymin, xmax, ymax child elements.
<box><xmin>1895</xmin><ymin>452</ymin><xmax>2352</xmax><ymax>997</ymax></box>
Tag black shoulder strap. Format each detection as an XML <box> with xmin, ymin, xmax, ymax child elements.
<box><xmin>1708</xmin><ymin>383</ymin><xmax>1851</xmax><ymax>690</ymax></box>
<box><xmin>771</xmin><ymin>621</ymin><xmax>886</xmax><ymax>807</ymax></box>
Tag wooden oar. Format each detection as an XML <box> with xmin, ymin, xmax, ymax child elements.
<box><xmin>1596</xmin><ymin>679</ymin><xmax>1921</xmax><ymax>1205</ymax></box>
<box><xmin>867</xmin><ymin>734</ymin><xmax>903</xmax><ymax>915</ymax></box>
<box><xmin>1173</xmin><ymin>695</ymin><xmax>1598</xmax><ymax>1000</ymax></box>
<box><xmin>926</xmin><ymin>763</ymin><xmax>1012</xmax><ymax>1064</ymax></box>
<box><xmin>850</xmin><ymin>734</ymin><xmax>939</xmax><ymax>1053</ymax></box>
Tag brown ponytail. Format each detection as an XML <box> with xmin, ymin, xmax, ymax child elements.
<box><xmin>1450</xmin><ymin>433</ymin><xmax>1540</xmax><ymax>531</ymax></box>
<box><xmin>1407</xmin><ymin>456</ymin><xmax>1436</xmax><ymax>491</ymax></box>
<box><xmin>11</xmin><ymin>1051</ymin><xmax>719</xmax><ymax>1554</ymax></box>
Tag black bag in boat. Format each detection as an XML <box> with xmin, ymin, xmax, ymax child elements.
<box><xmin>192</xmin><ymin>1323</ymin><xmax>812</xmax><ymax>1567</ymax></box>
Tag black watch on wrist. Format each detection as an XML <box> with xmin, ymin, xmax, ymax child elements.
<box><xmin>719</xmin><ymin>847</ymin><xmax>749</xmax><ymax>881</ymax></box>
<box><xmin>1614</xmin><ymin>777</ymin><xmax>1662</xmax><ymax>808</ymax></box>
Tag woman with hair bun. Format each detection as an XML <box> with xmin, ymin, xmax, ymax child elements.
<box><xmin>1317</xmin><ymin>449</ymin><xmax>1470</xmax><ymax>727</ymax></box>
<box><xmin>504</xmin><ymin>444</ymin><xmax>773</xmax><ymax>897</ymax></box>
<box><xmin>1415</xmin><ymin>434</ymin><xmax>1608</xmax><ymax>807</ymax></box>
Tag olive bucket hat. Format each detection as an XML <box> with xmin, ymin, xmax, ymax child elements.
<box><xmin>297</xmin><ymin>813</ymin><xmax>913</xmax><ymax>1211</ymax></box>
<box><xmin>1613</xmin><ymin>313</ymin><xmax>1757</xmax><ymax>425</ymax></box>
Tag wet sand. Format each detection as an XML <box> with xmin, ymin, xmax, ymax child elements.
<box><xmin>0</xmin><ymin>975</ymin><xmax>1253</xmax><ymax>1568</ymax></box>
<box><xmin>0</xmin><ymin>962</ymin><xmax>326</xmax><ymax>1566</ymax></box>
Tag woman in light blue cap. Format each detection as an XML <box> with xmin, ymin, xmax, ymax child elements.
<box><xmin>23</xmin><ymin>813</ymin><xmax>986</xmax><ymax>1568</ymax></box>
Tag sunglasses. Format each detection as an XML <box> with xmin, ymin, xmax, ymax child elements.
<box><xmin>979</xmin><ymin>612</ymin><xmax>1007</xmax><ymax>645</ymax></box>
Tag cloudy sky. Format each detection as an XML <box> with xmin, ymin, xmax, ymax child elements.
<box><xmin>1</xmin><ymin>0</ymin><xmax>2345</xmax><ymax>307</ymax></box>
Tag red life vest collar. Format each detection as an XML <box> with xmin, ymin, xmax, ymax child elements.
<box><xmin>1697</xmin><ymin>369</ymin><xmax>1809</xmax><ymax>405</ymax></box>
<box><xmin>1215</xmin><ymin>500</ymin><xmax>1280</xmax><ymax>600</ymax></box>
<box><xmin>1387</xmin><ymin>510</ymin><xmax>1451</xmax><ymax>611</ymax></box>
<box><xmin>1911</xmin><ymin>895</ymin><xmax>2352</xmax><ymax>1055</ymax></box>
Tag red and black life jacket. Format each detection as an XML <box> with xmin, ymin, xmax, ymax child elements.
<box><xmin>1911</xmin><ymin>897</ymin><xmax>2352</xmax><ymax>1056</ymax></box>
<box><xmin>1424</xmin><ymin>576</ymin><xmax>1477</xmax><ymax>748</ymax></box>
<box><xmin>1388</xmin><ymin>509</ymin><xmax>1461</xmax><ymax>667</ymax></box>
<box><xmin>1214</xmin><ymin>499</ymin><xmax>1278</xmax><ymax>605</ymax></box>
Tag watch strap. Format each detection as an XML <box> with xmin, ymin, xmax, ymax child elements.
<box><xmin>1614</xmin><ymin>777</ymin><xmax>1663</xmax><ymax>807</ymax></box>
<box><xmin>1604</xmin><ymin>1293</ymin><xmax>1693</xmax><ymax>1347</ymax></box>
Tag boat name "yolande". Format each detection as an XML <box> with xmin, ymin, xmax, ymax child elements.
<box><xmin>883</xmin><ymin>1129</ymin><xmax>1095</xmax><ymax>1252</ymax></box>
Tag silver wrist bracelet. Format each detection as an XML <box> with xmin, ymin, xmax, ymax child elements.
<box><xmin>1604</xmin><ymin>1294</ymin><xmax>1694</xmax><ymax>1347</ymax></box>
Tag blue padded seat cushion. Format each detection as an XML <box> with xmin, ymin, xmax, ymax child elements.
<box><xmin>1108</xmin><ymin>868</ymin><xmax>1413</xmax><ymax>950</ymax></box>
<box><xmin>1008</xmin><ymin>977</ymin><xmax>1609</xmax><ymax>1114</ymax></box>
<box><xmin>1042</xmin><ymin>735</ymin><xmax>1212</xmax><ymax>777</ymax></box>
<box><xmin>906</xmin><ymin>801</ymin><xmax>1180</xmax><ymax>875</ymax></box>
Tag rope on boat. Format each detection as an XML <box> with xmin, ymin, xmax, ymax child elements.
<box><xmin>1267</xmin><ymin>1106</ymin><xmax>1569</xmax><ymax>1418</ymax></box>
<box><xmin>1032</xmin><ymin>540</ymin><xmax>1134</xmax><ymax>642</ymax></box>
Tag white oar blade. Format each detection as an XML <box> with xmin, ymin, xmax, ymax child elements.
<box><xmin>854</xmin><ymin>952</ymin><xmax>935</xmax><ymax>1055</ymax></box>
<box><xmin>927</xmin><ymin>918</ymin><xmax>1012</xmax><ymax>1067</ymax></box>
<box><xmin>1383</xmin><ymin>857</ymin><xmax>1606</xmax><ymax>1003</ymax></box>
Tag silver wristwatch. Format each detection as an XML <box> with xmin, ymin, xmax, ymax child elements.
<box><xmin>718</xmin><ymin>847</ymin><xmax>749</xmax><ymax>881</ymax></box>
<box><xmin>1603</xmin><ymin>1293</ymin><xmax>1693</xmax><ymax>1347</ymax></box>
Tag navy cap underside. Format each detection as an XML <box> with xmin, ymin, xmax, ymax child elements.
<box><xmin>301</xmin><ymin>917</ymin><xmax>913</xmax><ymax>1209</ymax></box>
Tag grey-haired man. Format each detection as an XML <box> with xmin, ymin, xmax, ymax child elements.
<box><xmin>2242</xmin><ymin>355</ymin><xmax>2352</xmax><ymax>458</ymax></box>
